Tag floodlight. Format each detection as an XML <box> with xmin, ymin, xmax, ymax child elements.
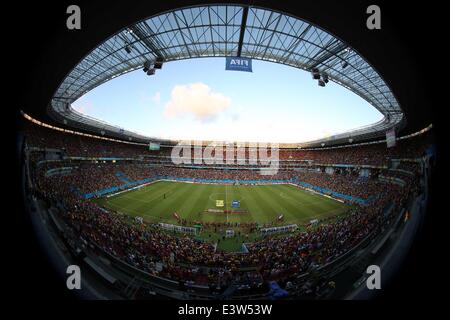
<box><xmin>311</xmin><ymin>68</ymin><xmax>320</xmax><ymax>80</ymax></box>
<box><xmin>143</xmin><ymin>60</ymin><xmax>151</xmax><ymax>73</ymax></box>
<box><xmin>154</xmin><ymin>57</ymin><xmax>164</xmax><ymax>69</ymax></box>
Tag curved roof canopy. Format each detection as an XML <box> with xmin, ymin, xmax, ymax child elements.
<box><xmin>50</xmin><ymin>5</ymin><xmax>404</xmax><ymax>147</ymax></box>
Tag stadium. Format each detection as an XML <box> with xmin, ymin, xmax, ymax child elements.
<box><xmin>16</xmin><ymin>1</ymin><xmax>437</xmax><ymax>301</ymax></box>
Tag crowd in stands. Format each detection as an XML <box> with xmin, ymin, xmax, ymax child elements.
<box><xmin>33</xmin><ymin>160</ymin><xmax>419</xmax><ymax>290</ymax></box>
<box><xmin>31</xmin><ymin>159</ymin><xmax>421</xmax><ymax>290</ymax></box>
<box><xmin>23</xmin><ymin>119</ymin><xmax>426</xmax><ymax>295</ymax></box>
<box><xmin>24</xmin><ymin>121</ymin><xmax>148</xmax><ymax>158</ymax></box>
<box><xmin>395</xmin><ymin>161</ymin><xmax>421</xmax><ymax>173</ymax></box>
<box><xmin>23</xmin><ymin>120</ymin><xmax>433</xmax><ymax>167</ymax></box>
<box><xmin>34</xmin><ymin>160</ymin><xmax>405</xmax><ymax>204</ymax></box>
<box><xmin>294</xmin><ymin>170</ymin><xmax>401</xmax><ymax>201</ymax></box>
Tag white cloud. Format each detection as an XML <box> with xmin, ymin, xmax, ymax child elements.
<box><xmin>151</xmin><ymin>91</ymin><xmax>161</xmax><ymax>104</ymax></box>
<box><xmin>164</xmin><ymin>82</ymin><xmax>231</xmax><ymax>122</ymax></box>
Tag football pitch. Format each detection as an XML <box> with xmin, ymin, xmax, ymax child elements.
<box><xmin>96</xmin><ymin>181</ymin><xmax>350</xmax><ymax>226</ymax></box>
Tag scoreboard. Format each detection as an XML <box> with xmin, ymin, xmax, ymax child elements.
<box><xmin>149</xmin><ymin>142</ymin><xmax>160</xmax><ymax>151</ymax></box>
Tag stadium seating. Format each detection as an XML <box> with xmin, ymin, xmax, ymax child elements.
<box><xmin>23</xmin><ymin>119</ymin><xmax>427</xmax><ymax>295</ymax></box>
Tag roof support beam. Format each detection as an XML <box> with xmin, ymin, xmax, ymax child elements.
<box><xmin>173</xmin><ymin>11</ymin><xmax>192</xmax><ymax>58</ymax></box>
<box><xmin>261</xmin><ymin>14</ymin><xmax>283</xmax><ymax>59</ymax></box>
<box><xmin>308</xmin><ymin>41</ymin><xmax>348</xmax><ymax>70</ymax></box>
<box><xmin>129</xmin><ymin>25</ymin><xmax>164</xmax><ymax>59</ymax></box>
<box><xmin>281</xmin><ymin>24</ymin><xmax>312</xmax><ymax>63</ymax></box>
<box><xmin>236</xmin><ymin>6</ymin><xmax>249</xmax><ymax>57</ymax></box>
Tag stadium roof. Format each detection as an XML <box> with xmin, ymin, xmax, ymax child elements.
<box><xmin>49</xmin><ymin>4</ymin><xmax>404</xmax><ymax>147</ymax></box>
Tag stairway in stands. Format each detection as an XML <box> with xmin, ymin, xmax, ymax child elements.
<box><xmin>115</xmin><ymin>171</ymin><xmax>133</xmax><ymax>184</ymax></box>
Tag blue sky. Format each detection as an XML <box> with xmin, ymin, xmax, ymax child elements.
<box><xmin>72</xmin><ymin>57</ymin><xmax>383</xmax><ymax>143</ymax></box>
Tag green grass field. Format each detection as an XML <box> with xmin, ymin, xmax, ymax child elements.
<box><xmin>96</xmin><ymin>181</ymin><xmax>349</xmax><ymax>226</ymax></box>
